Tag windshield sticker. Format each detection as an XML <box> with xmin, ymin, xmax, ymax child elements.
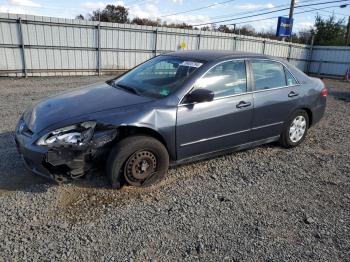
<box><xmin>179</xmin><ymin>61</ymin><xmax>203</xmax><ymax>68</ymax></box>
<box><xmin>159</xmin><ymin>89</ymin><xmax>170</xmax><ymax>96</ymax></box>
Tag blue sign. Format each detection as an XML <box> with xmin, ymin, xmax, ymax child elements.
<box><xmin>276</xmin><ymin>17</ymin><xmax>294</xmax><ymax>37</ymax></box>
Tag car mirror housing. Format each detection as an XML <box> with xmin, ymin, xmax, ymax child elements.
<box><xmin>185</xmin><ymin>89</ymin><xmax>214</xmax><ymax>104</ymax></box>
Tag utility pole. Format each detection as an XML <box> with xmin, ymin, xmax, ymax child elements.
<box><xmin>289</xmin><ymin>0</ymin><xmax>295</xmax><ymax>20</ymax></box>
<box><xmin>346</xmin><ymin>16</ymin><xmax>350</xmax><ymax>46</ymax></box>
<box><xmin>288</xmin><ymin>0</ymin><xmax>295</xmax><ymax>42</ymax></box>
<box><xmin>282</xmin><ymin>0</ymin><xmax>295</xmax><ymax>42</ymax></box>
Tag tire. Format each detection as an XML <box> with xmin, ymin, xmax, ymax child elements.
<box><xmin>106</xmin><ymin>135</ymin><xmax>169</xmax><ymax>189</ymax></box>
<box><xmin>280</xmin><ymin>110</ymin><xmax>309</xmax><ymax>148</ymax></box>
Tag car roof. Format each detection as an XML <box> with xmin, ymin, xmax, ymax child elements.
<box><xmin>165</xmin><ymin>50</ymin><xmax>270</xmax><ymax>62</ymax></box>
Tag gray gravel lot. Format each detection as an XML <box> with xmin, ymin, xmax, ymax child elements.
<box><xmin>0</xmin><ymin>76</ymin><xmax>349</xmax><ymax>261</ymax></box>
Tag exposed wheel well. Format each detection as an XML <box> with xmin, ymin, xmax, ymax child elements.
<box><xmin>116</xmin><ymin>126</ymin><xmax>169</xmax><ymax>153</ymax></box>
<box><xmin>301</xmin><ymin>108</ymin><xmax>313</xmax><ymax>127</ymax></box>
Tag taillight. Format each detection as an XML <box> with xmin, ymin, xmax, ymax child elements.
<box><xmin>321</xmin><ymin>87</ymin><xmax>327</xmax><ymax>97</ymax></box>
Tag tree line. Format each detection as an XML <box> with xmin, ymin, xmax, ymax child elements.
<box><xmin>76</xmin><ymin>5</ymin><xmax>349</xmax><ymax>46</ymax></box>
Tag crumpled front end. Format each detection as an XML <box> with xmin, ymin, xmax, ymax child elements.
<box><xmin>15</xmin><ymin>118</ymin><xmax>118</xmax><ymax>182</ymax></box>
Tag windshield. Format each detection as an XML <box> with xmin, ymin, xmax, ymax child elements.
<box><xmin>110</xmin><ymin>56</ymin><xmax>204</xmax><ymax>98</ymax></box>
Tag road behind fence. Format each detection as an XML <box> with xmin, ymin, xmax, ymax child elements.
<box><xmin>0</xmin><ymin>12</ymin><xmax>349</xmax><ymax>77</ymax></box>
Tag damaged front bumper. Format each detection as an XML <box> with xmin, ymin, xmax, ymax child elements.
<box><xmin>15</xmin><ymin>122</ymin><xmax>118</xmax><ymax>182</ymax></box>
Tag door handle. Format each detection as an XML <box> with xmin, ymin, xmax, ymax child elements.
<box><xmin>236</xmin><ymin>101</ymin><xmax>251</xmax><ymax>109</ymax></box>
<box><xmin>288</xmin><ymin>91</ymin><xmax>299</xmax><ymax>97</ymax></box>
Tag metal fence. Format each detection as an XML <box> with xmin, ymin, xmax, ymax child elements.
<box><xmin>0</xmin><ymin>12</ymin><xmax>349</xmax><ymax>77</ymax></box>
<box><xmin>309</xmin><ymin>45</ymin><xmax>350</xmax><ymax>76</ymax></box>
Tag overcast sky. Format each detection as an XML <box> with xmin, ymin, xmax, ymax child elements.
<box><xmin>0</xmin><ymin>0</ymin><xmax>349</xmax><ymax>32</ymax></box>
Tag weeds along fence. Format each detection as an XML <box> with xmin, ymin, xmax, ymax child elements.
<box><xmin>0</xmin><ymin>13</ymin><xmax>349</xmax><ymax>77</ymax></box>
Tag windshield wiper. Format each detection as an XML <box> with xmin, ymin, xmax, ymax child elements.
<box><xmin>113</xmin><ymin>83</ymin><xmax>141</xmax><ymax>96</ymax></box>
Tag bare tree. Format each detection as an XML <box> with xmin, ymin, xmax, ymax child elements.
<box><xmin>75</xmin><ymin>14</ymin><xmax>85</xmax><ymax>20</ymax></box>
<box><xmin>89</xmin><ymin>5</ymin><xmax>129</xmax><ymax>23</ymax></box>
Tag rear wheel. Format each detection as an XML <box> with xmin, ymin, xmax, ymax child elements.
<box><xmin>280</xmin><ymin>110</ymin><xmax>309</xmax><ymax>148</ymax></box>
<box><xmin>107</xmin><ymin>135</ymin><xmax>169</xmax><ymax>189</ymax></box>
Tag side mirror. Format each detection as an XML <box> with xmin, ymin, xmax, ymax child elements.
<box><xmin>185</xmin><ymin>89</ymin><xmax>214</xmax><ymax>104</ymax></box>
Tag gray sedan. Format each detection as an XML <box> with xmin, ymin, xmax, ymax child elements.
<box><xmin>15</xmin><ymin>50</ymin><xmax>327</xmax><ymax>188</ymax></box>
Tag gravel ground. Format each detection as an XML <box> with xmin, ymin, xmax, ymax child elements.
<box><xmin>0</xmin><ymin>76</ymin><xmax>349</xmax><ymax>261</ymax></box>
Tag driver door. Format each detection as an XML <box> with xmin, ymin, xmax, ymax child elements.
<box><xmin>176</xmin><ymin>59</ymin><xmax>254</xmax><ymax>160</ymax></box>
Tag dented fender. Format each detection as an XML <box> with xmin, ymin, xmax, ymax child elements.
<box><xmin>40</xmin><ymin>101</ymin><xmax>177</xmax><ymax>179</ymax></box>
<box><xmin>77</xmin><ymin>101</ymin><xmax>178</xmax><ymax>160</ymax></box>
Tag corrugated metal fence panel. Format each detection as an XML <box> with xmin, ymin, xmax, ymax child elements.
<box><xmin>265</xmin><ymin>42</ymin><xmax>289</xmax><ymax>58</ymax></box>
<box><xmin>158</xmin><ymin>28</ymin><xmax>198</xmax><ymax>52</ymax></box>
<box><xmin>0</xmin><ymin>48</ymin><xmax>22</xmax><ymax>71</ymax></box>
<box><xmin>100</xmin><ymin>23</ymin><xmax>155</xmax><ymax>70</ymax></box>
<box><xmin>213</xmin><ymin>32</ymin><xmax>235</xmax><ymax>51</ymax></box>
<box><xmin>101</xmin><ymin>50</ymin><xmax>154</xmax><ymax>70</ymax></box>
<box><xmin>309</xmin><ymin>61</ymin><xmax>349</xmax><ymax>76</ymax></box>
<box><xmin>310</xmin><ymin>46</ymin><xmax>350</xmax><ymax>76</ymax></box>
<box><xmin>0</xmin><ymin>21</ymin><xmax>20</xmax><ymax>45</ymax></box>
<box><xmin>312</xmin><ymin>46</ymin><xmax>350</xmax><ymax>63</ymax></box>
<box><xmin>0</xmin><ymin>12</ymin><xmax>349</xmax><ymax>76</ymax></box>
<box><xmin>199</xmin><ymin>31</ymin><xmax>233</xmax><ymax>51</ymax></box>
<box><xmin>289</xmin><ymin>45</ymin><xmax>308</xmax><ymax>71</ymax></box>
<box><xmin>236</xmin><ymin>38</ymin><xmax>264</xmax><ymax>53</ymax></box>
<box><xmin>0</xmin><ymin>18</ymin><xmax>22</xmax><ymax>74</ymax></box>
<box><xmin>290</xmin><ymin>45</ymin><xmax>309</xmax><ymax>59</ymax></box>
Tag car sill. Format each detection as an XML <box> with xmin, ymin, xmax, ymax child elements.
<box><xmin>180</xmin><ymin>122</ymin><xmax>283</xmax><ymax>147</ymax></box>
<box><xmin>172</xmin><ymin>135</ymin><xmax>280</xmax><ymax>166</ymax></box>
<box><xmin>180</xmin><ymin>128</ymin><xmax>251</xmax><ymax>147</ymax></box>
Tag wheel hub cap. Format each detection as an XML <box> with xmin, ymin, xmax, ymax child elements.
<box><xmin>289</xmin><ymin>116</ymin><xmax>306</xmax><ymax>143</ymax></box>
<box><xmin>125</xmin><ymin>150</ymin><xmax>157</xmax><ymax>181</ymax></box>
<box><xmin>141</xmin><ymin>160</ymin><xmax>150</xmax><ymax>172</ymax></box>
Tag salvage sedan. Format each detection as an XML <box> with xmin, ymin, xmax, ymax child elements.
<box><xmin>15</xmin><ymin>50</ymin><xmax>327</xmax><ymax>188</ymax></box>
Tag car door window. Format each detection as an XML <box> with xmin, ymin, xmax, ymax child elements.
<box><xmin>192</xmin><ymin>60</ymin><xmax>247</xmax><ymax>98</ymax></box>
<box><xmin>251</xmin><ymin>60</ymin><xmax>287</xmax><ymax>90</ymax></box>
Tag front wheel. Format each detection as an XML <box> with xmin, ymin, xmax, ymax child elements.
<box><xmin>280</xmin><ymin>110</ymin><xmax>309</xmax><ymax>148</ymax></box>
<box><xmin>106</xmin><ymin>135</ymin><xmax>169</xmax><ymax>189</ymax></box>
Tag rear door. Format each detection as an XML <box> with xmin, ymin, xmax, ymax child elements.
<box><xmin>176</xmin><ymin>59</ymin><xmax>254</xmax><ymax>160</ymax></box>
<box><xmin>249</xmin><ymin>59</ymin><xmax>301</xmax><ymax>140</ymax></box>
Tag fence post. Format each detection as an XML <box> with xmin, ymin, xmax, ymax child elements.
<box><xmin>18</xmin><ymin>18</ymin><xmax>27</xmax><ymax>78</ymax></box>
<box><xmin>233</xmin><ymin>36</ymin><xmax>237</xmax><ymax>51</ymax></box>
<box><xmin>262</xmin><ymin>40</ymin><xmax>266</xmax><ymax>54</ymax></box>
<box><xmin>154</xmin><ymin>28</ymin><xmax>158</xmax><ymax>56</ymax></box>
<box><xmin>317</xmin><ymin>61</ymin><xmax>323</xmax><ymax>75</ymax></box>
<box><xmin>197</xmin><ymin>33</ymin><xmax>201</xmax><ymax>50</ymax></box>
<box><xmin>97</xmin><ymin>23</ymin><xmax>101</xmax><ymax>76</ymax></box>
<box><xmin>306</xmin><ymin>35</ymin><xmax>315</xmax><ymax>74</ymax></box>
<box><xmin>287</xmin><ymin>44</ymin><xmax>292</xmax><ymax>62</ymax></box>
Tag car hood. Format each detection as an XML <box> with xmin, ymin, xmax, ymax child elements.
<box><xmin>23</xmin><ymin>82</ymin><xmax>154</xmax><ymax>133</ymax></box>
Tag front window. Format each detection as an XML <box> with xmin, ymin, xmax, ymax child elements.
<box><xmin>110</xmin><ymin>56</ymin><xmax>204</xmax><ymax>98</ymax></box>
<box><xmin>192</xmin><ymin>60</ymin><xmax>247</xmax><ymax>98</ymax></box>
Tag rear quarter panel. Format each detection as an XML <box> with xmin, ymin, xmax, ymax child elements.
<box><xmin>298</xmin><ymin>77</ymin><xmax>326</xmax><ymax>126</ymax></box>
<box><xmin>279</xmin><ymin>58</ymin><xmax>326</xmax><ymax>126</ymax></box>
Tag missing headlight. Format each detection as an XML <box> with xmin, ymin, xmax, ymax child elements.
<box><xmin>37</xmin><ymin>121</ymin><xmax>96</xmax><ymax>147</ymax></box>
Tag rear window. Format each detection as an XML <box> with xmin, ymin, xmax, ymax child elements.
<box><xmin>285</xmin><ymin>68</ymin><xmax>298</xmax><ymax>86</ymax></box>
<box><xmin>251</xmin><ymin>60</ymin><xmax>286</xmax><ymax>90</ymax></box>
